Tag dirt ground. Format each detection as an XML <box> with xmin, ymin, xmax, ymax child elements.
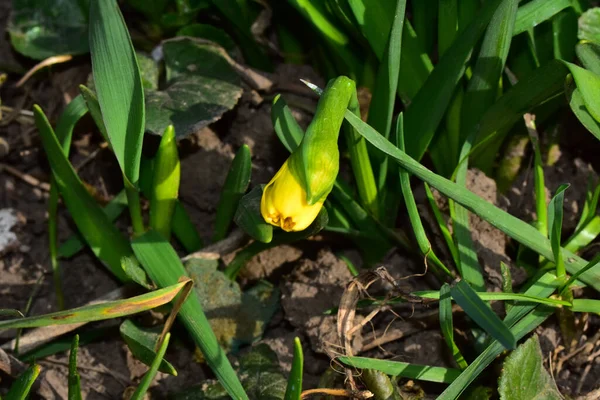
<box><xmin>2</xmin><ymin>1</ymin><xmax>600</xmax><ymax>399</ymax></box>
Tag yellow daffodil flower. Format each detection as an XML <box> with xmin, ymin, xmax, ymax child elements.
<box><xmin>260</xmin><ymin>159</ymin><xmax>325</xmax><ymax>232</ymax></box>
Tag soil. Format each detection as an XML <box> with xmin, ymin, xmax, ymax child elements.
<box><xmin>2</xmin><ymin>1</ymin><xmax>600</xmax><ymax>399</ymax></box>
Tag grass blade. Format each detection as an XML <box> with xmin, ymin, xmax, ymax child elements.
<box><xmin>440</xmin><ymin>284</ymin><xmax>468</xmax><ymax>369</ymax></box>
<box><xmin>367</xmin><ymin>0</ymin><xmax>406</xmax><ymax>192</ymax></box>
<box><xmin>129</xmin><ymin>333</ymin><xmax>171</xmax><ymax>400</ymax></box>
<box><xmin>339</xmin><ymin>357</ymin><xmax>461</xmax><ymax>384</ymax></box>
<box><xmin>0</xmin><ymin>280</ymin><xmax>189</xmax><ymax>329</ymax></box>
<box><xmin>34</xmin><ymin>105</ymin><xmax>132</xmax><ymax>282</ymax></box>
<box><xmin>397</xmin><ymin>114</ymin><xmax>453</xmax><ymax>279</ymax></box>
<box><xmin>213</xmin><ymin>144</ymin><xmax>252</xmax><ymax>242</ymax></box>
<box><xmin>548</xmin><ymin>184</ymin><xmax>569</xmax><ymax>278</ymax></box>
<box><xmin>68</xmin><ymin>335</ymin><xmax>82</xmax><ymax>400</ymax></box>
<box><xmin>131</xmin><ymin>230</ymin><xmax>247</xmax><ymax>399</ymax></box>
<box><xmin>120</xmin><ymin>319</ymin><xmax>177</xmax><ymax>375</ymax></box>
<box><xmin>450</xmin><ymin>280</ymin><xmax>516</xmax><ymax>350</ymax></box>
<box><xmin>284</xmin><ymin>337</ymin><xmax>304</xmax><ymax>400</ymax></box>
<box><xmin>5</xmin><ymin>364</ymin><xmax>40</xmax><ymax>400</ymax></box>
<box><xmin>404</xmin><ymin>0</ymin><xmax>503</xmax><ymax>160</ymax></box>
<box><xmin>513</xmin><ymin>0</ymin><xmax>572</xmax><ymax>36</ymax></box>
<box><xmin>343</xmin><ymin>111</ymin><xmax>600</xmax><ymax>290</ymax></box>
<box><xmin>424</xmin><ymin>183</ymin><xmax>459</xmax><ymax>267</ymax></box>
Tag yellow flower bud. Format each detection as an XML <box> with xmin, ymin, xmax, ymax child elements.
<box><xmin>260</xmin><ymin>159</ymin><xmax>325</xmax><ymax>232</ymax></box>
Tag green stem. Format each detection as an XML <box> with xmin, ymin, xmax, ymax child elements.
<box><xmin>125</xmin><ymin>178</ymin><xmax>145</xmax><ymax>236</ymax></box>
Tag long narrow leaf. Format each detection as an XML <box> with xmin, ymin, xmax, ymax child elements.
<box><xmin>339</xmin><ymin>357</ymin><xmax>461</xmax><ymax>384</ymax></box>
<box><xmin>5</xmin><ymin>364</ymin><xmax>40</xmax><ymax>400</ymax></box>
<box><xmin>343</xmin><ymin>111</ymin><xmax>600</xmax><ymax>290</ymax></box>
<box><xmin>34</xmin><ymin>105</ymin><xmax>131</xmax><ymax>282</ymax></box>
<box><xmin>0</xmin><ymin>281</ymin><xmax>189</xmax><ymax>329</ymax></box>
<box><xmin>89</xmin><ymin>0</ymin><xmax>145</xmax><ymax>185</ymax></box>
<box><xmin>513</xmin><ymin>0</ymin><xmax>572</xmax><ymax>36</ymax></box>
<box><xmin>68</xmin><ymin>335</ymin><xmax>82</xmax><ymax>400</ymax></box>
<box><xmin>129</xmin><ymin>333</ymin><xmax>171</xmax><ymax>400</ymax></box>
<box><xmin>440</xmin><ymin>284</ymin><xmax>468</xmax><ymax>369</ymax></box>
<box><xmin>450</xmin><ymin>280</ymin><xmax>516</xmax><ymax>350</ymax></box>
<box><xmin>284</xmin><ymin>337</ymin><xmax>304</xmax><ymax>400</ymax></box>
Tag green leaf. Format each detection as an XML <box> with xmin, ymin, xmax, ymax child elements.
<box><xmin>498</xmin><ymin>335</ymin><xmax>562</xmax><ymax>400</ymax></box>
<box><xmin>145</xmin><ymin>37</ymin><xmax>243</xmax><ymax>138</ymax></box>
<box><xmin>450</xmin><ymin>280</ymin><xmax>516</xmax><ymax>350</ymax></box>
<box><xmin>548</xmin><ymin>184</ymin><xmax>569</xmax><ymax>278</ymax></box>
<box><xmin>572</xmin><ymin>298</ymin><xmax>600</xmax><ymax>313</ymax></box>
<box><xmin>438</xmin><ymin>273</ymin><xmax>559</xmax><ymax>399</ymax></box>
<box><xmin>368</xmin><ymin>0</ymin><xmax>406</xmax><ymax>192</ymax></box>
<box><xmin>68</xmin><ymin>335</ymin><xmax>82</xmax><ymax>400</ymax></box>
<box><xmin>440</xmin><ymin>284</ymin><xmax>468</xmax><ymax>369</ymax></box>
<box><xmin>404</xmin><ymin>0</ymin><xmax>503</xmax><ymax>160</ymax></box>
<box><xmin>213</xmin><ymin>145</ymin><xmax>252</xmax><ymax>241</ymax></box>
<box><xmin>131</xmin><ymin>230</ymin><xmax>248</xmax><ymax>399</ymax></box>
<box><xmin>34</xmin><ymin>105</ymin><xmax>132</xmax><ymax>282</ymax></box>
<box><xmin>234</xmin><ymin>185</ymin><xmax>273</xmax><ymax>243</ymax></box>
<box><xmin>513</xmin><ymin>0</ymin><xmax>572</xmax><ymax>36</ymax></box>
<box><xmin>150</xmin><ymin>125</ymin><xmax>180</xmax><ymax>240</ymax></box>
<box><xmin>563</xmin><ymin>61</ymin><xmax>600</xmax><ymax>124</ymax></box>
<box><xmin>566</xmin><ymin>76</ymin><xmax>600</xmax><ymax>142</ymax></box>
<box><xmin>8</xmin><ymin>0</ymin><xmax>89</xmax><ymax>59</ymax></box>
<box><xmin>343</xmin><ymin>110</ymin><xmax>600</xmax><ymax>290</ymax></box>
<box><xmin>339</xmin><ymin>357</ymin><xmax>461</xmax><ymax>384</ymax></box>
<box><xmin>89</xmin><ymin>0</ymin><xmax>145</xmax><ymax>184</ymax></box>
<box><xmin>130</xmin><ymin>333</ymin><xmax>172</xmax><ymax>400</ymax></box>
<box><xmin>576</xmin><ymin>42</ymin><xmax>600</xmax><ymax>75</ymax></box>
<box><xmin>578</xmin><ymin>8</ymin><xmax>600</xmax><ymax>43</ymax></box>
<box><xmin>120</xmin><ymin>320</ymin><xmax>177</xmax><ymax>375</ymax></box>
<box><xmin>284</xmin><ymin>338</ymin><xmax>303</xmax><ymax>400</ymax></box>
<box><xmin>0</xmin><ymin>280</ymin><xmax>189</xmax><ymax>329</ymax></box>
<box><xmin>271</xmin><ymin>95</ymin><xmax>304</xmax><ymax>153</ymax></box>
<box><xmin>5</xmin><ymin>364</ymin><xmax>40</xmax><ymax>400</ymax></box>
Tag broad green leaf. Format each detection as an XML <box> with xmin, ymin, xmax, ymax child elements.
<box><xmin>552</xmin><ymin>8</ymin><xmax>578</xmax><ymax>62</ymax></box>
<box><xmin>344</xmin><ymin>111</ymin><xmax>600</xmax><ymax>290</ymax></box>
<box><xmin>0</xmin><ymin>280</ymin><xmax>189</xmax><ymax>329</ymax></box>
<box><xmin>563</xmin><ymin>61</ymin><xmax>600</xmax><ymax>124</ymax></box>
<box><xmin>89</xmin><ymin>0</ymin><xmax>145</xmax><ymax>184</ymax></box>
<box><xmin>234</xmin><ymin>185</ymin><xmax>273</xmax><ymax>243</ymax></box>
<box><xmin>130</xmin><ymin>333</ymin><xmax>171</xmax><ymax>400</ymax></box>
<box><xmin>120</xmin><ymin>320</ymin><xmax>177</xmax><ymax>375</ymax></box>
<box><xmin>8</xmin><ymin>0</ymin><xmax>89</xmax><ymax>59</ymax></box>
<box><xmin>339</xmin><ymin>357</ymin><xmax>461</xmax><ymax>384</ymax></box>
<box><xmin>438</xmin><ymin>0</ymin><xmax>458</xmax><ymax>57</ymax></box>
<box><xmin>150</xmin><ymin>125</ymin><xmax>180</xmax><ymax>240</ymax></box>
<box><xmin>578</xmin><ymin>8</ymin><xmax>600</xmax><ymax>43</ymax></box>
<box><xmin>498</xmin><ymin>335</ymin><xmax>562</xmax><ymax>400</ymax></box>
<box><xmin>404</xmin><ymin>0</ymin><xmax>503</xmax><ymax>160</ymax></box>
<box><xmin>5</xmin><ymin>364</ymin><xmax>40</xmax><ymax>400</ymax></box>
<box><xmin>576</xmin><ymin>42</ymin><xmax>600</xmax><ymax>75</ymax></box>
<box><xmin>347</xmin><ymin>0</ymin><xmax>395</xmax><ymax>59</ymax></box>
<box><xmin>213</xmin><ymin>145</ymin><xmax>252</xmax><ymax>241</ymax></box>
<box><xmin>513</xmin><ymin>0</ymin><xmax>572</xmax><ymax>36</ymax></box>
<box><xmin>79</xmin><ymin>85</ymin><xmax>110</xmax><ymax>144</ymax></box>
<box><xmin>68</xmin><ymin>335</ymin><xmax>82</xmax><ymax>400</ymax></box>
<box><xmin>131</xmin><ymin>231</ymin><xmax>248</xmax><ymax>399</ymax></box>
<box><xmin>145</xmin><ymin>38</ymin><xmax>243</xmax><ymax>138</ymax></box>
<box><xmin>566</xmin><ymin>76</ymin><xmax>600</xmax><ymax>142</ymax></box>
<box><xmin>284</xmin><ymin>338</ymin><xmax>303</xmax><ymax>400</ymax></box>
<box><xmin>34</xmin><ymin>105</ymin><xmax>131</xmax><ymax>281</ymax></box>
<box><xmin>450</xmin><ymin>280</ymin><xmax>516</xmax><ymax>350</ymax></box>
<box><xmin>411</xmin><ymin>0</ymin><xmax>437</xmax><ymax>53</ymax></box>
